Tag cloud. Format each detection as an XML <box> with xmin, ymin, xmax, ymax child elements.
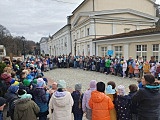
<box><xmin>0</xmin><ymin>0</ymin><xmax>83</xmax><ymax>42</ymax></box>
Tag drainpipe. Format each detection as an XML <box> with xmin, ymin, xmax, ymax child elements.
<box><xmin>93</xmin><ymin>0</ymin><xmax>97</xmax><ymax>56</ymax></box>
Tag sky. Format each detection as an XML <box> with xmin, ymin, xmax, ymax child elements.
<box><xmin>0</xmin><ymin>0</ymin><xmax>160</xmax><ymax>42</ymax></box>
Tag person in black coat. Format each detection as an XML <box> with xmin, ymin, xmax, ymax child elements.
<box><xmin>71</xmin><ymin>84</ymin><xmax>83</xmax><ymax>120</ymax></box>
<box><xmin>132</xmin><ymin>74</ymin><xmax>160</xmax><ymax>120</ymax></box>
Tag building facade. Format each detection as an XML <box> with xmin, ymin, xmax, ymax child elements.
<box><xmin>94</xmin><ymin>27</ymin><xmax>160</xmax><ymax>62</ymax></box>
<box><xmin>40</xmin><ymin>0</ymin><xmax>159</xmax><ymax>59</ymax></box>
<box><xmin>70</xmin><ymin>0</ymin><xmax>158</xmax><ymax>56</ymax></box>
<box><xmin>50</xmin><ymin>24</ymin><xmax>71</xmax><ymax>56</ymax></box>
<box><xmin>40</xmin><ymin>37</ymin><xmax>49</xmax><ymax>56</ymax></box>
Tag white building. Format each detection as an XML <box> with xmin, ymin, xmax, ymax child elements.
<box><xmin>40</xmin><ymin>0</ymin><xmax>159</xmax><ymax>58</ymax></box>
<box><xmin>50</xmin><ymin>24</ymin><xmax>71</xmax><ymax>56</ymax></box>
<box><xmin>40</xmin><ymin>37</ymin><xmax>49</xmax><ymax>56</ymax></box>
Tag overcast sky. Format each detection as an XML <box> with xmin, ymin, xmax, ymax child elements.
<box><xmin>0</xmin><ymin>0</ymin><xmax>159</xmax><ymax>42</ymax></box>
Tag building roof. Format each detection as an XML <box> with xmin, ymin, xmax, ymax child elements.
<box><xmin>93</xmin><ymin>27</ymin><xmax>160</xmax><ymax>41</ymax></box>
<box><xmin>72</xmin><ymin>0</ymin><xmax>155</xmax><ymax>14</ymax></box>
<box><xmin>39</xmin><ymin>37</ymin><xmax>48</xmax><ymax>43</ymax></box>
<box><xmin>72</xmin><ymin>0</ymin><xmax>88</xmax><ymax>14</ymax></box>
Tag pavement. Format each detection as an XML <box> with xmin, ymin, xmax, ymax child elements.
<box><xmin>45</xmin><ymin>68</ymin><xmax>137</xmax><ymax>93</ymax></box>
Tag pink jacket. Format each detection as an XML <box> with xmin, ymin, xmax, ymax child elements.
<box><xmin>82</xmin><ymin>88</ymin><xmax>96</xmax><ymax>112</ymax></box>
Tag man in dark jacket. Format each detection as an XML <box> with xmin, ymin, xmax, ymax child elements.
<box><xmin>132</xmin><ymin>74</ymin><xmax>160</xmax><ymax>120</ymax></box>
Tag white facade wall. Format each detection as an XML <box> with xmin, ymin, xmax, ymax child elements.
<box><xmin>51</xmin><ymin>25</ymin><xmax>71</xmax><ymax>56</ymax></box>
<box><xmin>40</xmin><ymin>38</ymin><xmax>49</xmax><ymax>55</ymax></box>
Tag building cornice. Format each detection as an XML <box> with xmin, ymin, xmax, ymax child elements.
<box><xmin>93</xmin><ymin>33</ymin><xmax>160</xmax><ymax>44</ymax></box>
<box><xmin>72</xmin><ymin>9</ymin><xmax>158</xmax><ymax>27</ymax></box>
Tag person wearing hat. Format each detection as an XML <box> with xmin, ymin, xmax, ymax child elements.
<box><xmin>114</xmin><ymin>85</ymin><xmax>132</xmax><ymax>120</ymax></box>
<box><xmin>4</xmin><ymin>85</ymin><xmax>19</xmax><ymax>119</ymax></box>
<box><xmin>49</xmin><ymin>80</ymin><xmax>73</xmax><ymax>120</ymax></box>
<box><xmin>32</xmin><ymin>78</ymin><xmax>50</xmax><ymax>120</ymax></box>
<box><xmin>132</xmin><ymin>74</ymin><xmax>160</xmax><ymax>120</ymax></box>
<box><xmin>82</xmin><ymin>80</ymin><xmax>97</xmax><ymax>120</ymax></box>
<box><xmin>106</xmin><ymin>81</ymin><xmax>117</xmax><ymax>120</ymax></box>
<box><xmin>0</xmin><ymin>97</ymin><xmax>6</xmax><ymax>120</ymax></box>
<box><xmin>14</xmin><ymin>89</ymin><xmax>40</xmax><ymax>120</ymax></box>
<box><xmin>71</xmin><ymin>84</ymin><xmax>83</xmax><ymax>120</ymax></box>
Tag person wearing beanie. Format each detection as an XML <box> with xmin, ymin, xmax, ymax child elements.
<box><xmin>71</xmin><ymin>84</ymin><xmax>83</xmax><ymax>120</ymax></box>
<box><xmin>132</xmin><ymin>74</ymin><xmax>160</xmax><ymax>120</ymax></box>
<box><xmin>106</xmin><ymin>81</ymin><xmax>117</xmax><ymax>120</ymax></box>
<box><xmin>14</xmin><ymin>89</ymin><xmax>40</xmax><ymax>120</ymax></box>
<box><xmin>37</xmin><ymin>78</ymin><xmax>46</xmax><ymax>87</ymax></box>
<box><xmin>82</xmin><ymin>80</ymin><xmax>97</xmax><ymax>120</ymax></box>
<box><xmin>89</xmin><ymin>82</ymin><xmax>114</xmax><ymax>120</ymax></box>
<box><xmin>49</xmin><ymin>80</ymin><xmax>73</xmax><ymax>120</ymax></box>
<box><xmin>114</xmin><ymin>85</ymin><xmax>132</xmax><ymax>120</ymax></box>
<box><xmin>32</xmin><ymin>78</ymin><xmax>50</xmax><ymax>120</ymax></box>
<box><xmin>4</xmin><ymin>85</ymin><xmax>19</xmax><ymax>120</ymax></box>
<box><xmin>0</xmin><ymin>97</ymin><xmax>6</xmax><ymax>120</ymax></box>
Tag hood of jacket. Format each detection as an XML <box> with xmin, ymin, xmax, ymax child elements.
<box><xmin>145</xmin><ymin>83</ymin><xmax>160</xmax><ymax>93</ymax></box>
<box><xmin>15</xmin><ymin>98</ymin><xmax>31</xmax><ymax>111</ymax></box>
<box><xmin>1</xmin><ymin>73</ymin><xmax>12</xmax><ymax>82</ymax></box>
<box><xmin>91</xmin><ymin>91</ymin><xmax>105</xmax><ymax>103</ymax></box>
<box><xmin>53</xmin><ymin>91</ymin><xmax>70</xmax><ymax>107</ymax></box>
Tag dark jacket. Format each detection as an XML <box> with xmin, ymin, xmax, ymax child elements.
<box><xmin>0</xmin><ymin>111</ymin><xmax>3</xmax><ymax>120</ymax></box>
<box><xmin>128</xmin><ymin>91</ymin><xmax>138</xmax><ymax>114</ymax></box>
<box><xmin>71</xmin><ymin>91</ymin><xmax>83</xmax><ymax>115</ymax></box>
<box><xmin>132</xmin><ymin>84</ymin><xmax>160</xmax><ymax>119</ymax></box>
<box><xmin>14</xmin><ymin>98</ymin><xmax>40</xmax><ymax>120</ymax></box>
<box><xmin>32</xmin><ymin>88</ymin><xmax>50</xmax><ymax>113</ymax></box>
<box><xmin>115</xmin><ymin>95</ymin><xmax>132</xmax><ymax>120</ymax></box>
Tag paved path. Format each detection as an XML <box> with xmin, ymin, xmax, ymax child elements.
<box><xmin>45</xmin><ymin>68</ymin><xmax>137</xmax><ymax>93</ymax></box>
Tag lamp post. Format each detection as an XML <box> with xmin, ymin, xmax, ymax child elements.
<box><xmin>21</xmin><ymin>36</ymin><xmax>25</xmax><ymax>61</ymax></box>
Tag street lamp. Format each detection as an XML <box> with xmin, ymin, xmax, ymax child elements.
<box><xmin>21</xmin><ymin>36</ymin><xmax>25</xmax><ymax>60</ymax></box>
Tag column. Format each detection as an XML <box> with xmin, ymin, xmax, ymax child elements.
<box><xmin>123</xmin><ymin>44</ymin><xmax>129</xmax><ymax>60</ymax></box>
<box><xmin>90</xmin><ymin>41</ymin><xmax>93</xmax><ymax>56</ymax></box>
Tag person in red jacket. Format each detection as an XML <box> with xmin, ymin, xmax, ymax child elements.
<box><xmin>89</xmin><ymin>82</ymin><xmax>114</xmax><ymax>120</ymax></box>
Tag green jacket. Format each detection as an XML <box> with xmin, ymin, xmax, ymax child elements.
<box><xmin>105</xmin><ymin>59</ymin><xmax>111</xmax><ymax>67</ymax></box>
<box><xmin>14</xmin><ymin>98</ymin><xmax>40</xmax><ymax>120</ymax></box>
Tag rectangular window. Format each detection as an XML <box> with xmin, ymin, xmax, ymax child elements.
<box><xmin>136</xmin><ymin>45</ymin><xmax>147</xmax><ymax>62</ymax></box>
<box><xmin>115</xmin><ymin>46</ymin><xmax>123</xmax><ymax>58</ymax></box>
<box><xmin>101</xmin><ymin>47</ymin><xmax>107</xmax><ymax>57</ymax></box>
<box><xmin>87</xmin><ymin>28</ymin><xmax>90</xmax><ymax>36</ymax></box>
<box><xmin>152</xmin><ymin>44</ymin><xmax>159</xmax><ymax>62</ymax></box>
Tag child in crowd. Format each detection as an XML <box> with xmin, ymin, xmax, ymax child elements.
<box><xmin>106</xmin><ymin>81</ymin><xmax>117</xmax><ymax>120</ymax></box>
<box><xmin>89</xmin><ymin>82</ymin><xmax>114</xmax><ymax>120</ymax></box>
<box><xmin>150</xmin><ymin>63</ymin><xmax>156</xmax><ymax>77</ymax></box>
<box><xmin>82</xmin><ymin>80</ymin><xmax>97</xmax><ymax>120</ymax></box>
<box><xmin>134</xmin><ymin>63</ymin><xmax>139</xmax><ymax>79</ymax></box>
<box><xmin>115</xmin><ymin>85</ymin><xmax>131</xmax><ymax>120</ymax></box>
<box><xmin>128</xmin><ymin>84</ymin><xmax>138</xmax><ymax>120</ymax></box>
<box><xmin>122</xmin><ymin>61</ymin><xmax>127</xmax><ymax>78</ymax></box>
<box><xmin>143</xmin><ymin>61</ymin><xmax>150</xmax><ymax>74</ymax></box>
<box><xmin>128</xmin><ymin>62</ymin><xmax>134</xmax><ymax>78</ymax></box>
<box><xmin>71</xmin><ymin>84</ymin><xmax>83</xmax><ymax>120</ymax></box>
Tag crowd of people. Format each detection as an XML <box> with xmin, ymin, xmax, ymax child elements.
<box><xmin>0</xmin><ymin>55</ymin><xmax>159</xmax><ymax>120</ymax></box>
<box><xmin>27</xmin><ymin>55</ymin><xmax>160</xmax><ymax>80</ymax></box>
